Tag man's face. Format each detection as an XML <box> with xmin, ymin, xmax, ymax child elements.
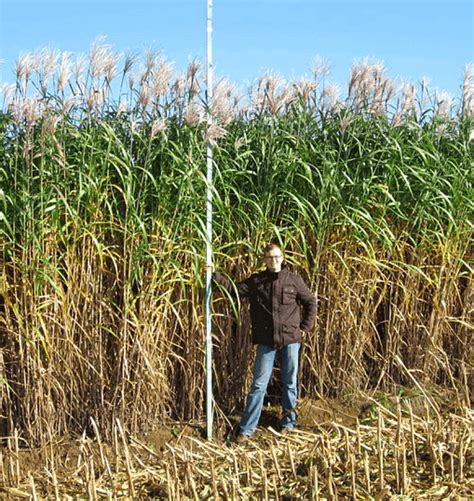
<box><xmin>264</xmin><ymin>249</ymin><xmax>283</xmax><ymax>272</ymax></box>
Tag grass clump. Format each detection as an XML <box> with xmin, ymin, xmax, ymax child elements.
<box><xmin>0</xmin><ymin>42</ymin><xmax>472</xmax><ymax>447</ymax></box>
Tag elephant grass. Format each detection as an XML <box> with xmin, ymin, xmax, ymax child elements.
<box><xmin>0</xmin><ymin>45</ymin><xmax>472</xmax><ymax>444</ymax></box>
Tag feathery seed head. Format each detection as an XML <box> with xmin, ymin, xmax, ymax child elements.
<box><xmin>186</xmin><ymin>59</ymin><xmax>201</xmax><ymax>98</ymax></box>
<box><xmin>232</xmin><ymin>94</ymin><xmax>243</xmax><ymax>115</ymax></box>
<box><xmin>57</xmin><ymin>52</ymin><xmax>71</xmax><ymax>93</ymax></box>
<box><xmin>292</xmin><ymin>77</ymin><xmax>317</xmax><ymax>104</ymax></box>
<box><xmin>348</xmin><ymin>58</ymin><xmax>393</xmax><ymax>113</ymax></box>
<box><xmin>420</xmin><ymin>76</ymin><xmax>431</xmax><ymax>90</ymax></box>
<box><xmin>462</xmin><ymin>64</ymin><xmax>474</xmax><ymax>117</ymax></box>
<box><xmin>462</xmin><ymin>63</ymin><xmax>473</xmax><ymax>82</ymax></box>
<box><xmin>251</xmin><ymin>73</ymin><xmax>290</xmax><ymax>115</ymax></box>
<box><xmin>117</xmin><ymin>100</ymin><xmax>128</xmax><ymax>114</ymax></box>
<box><xmin>15</xmin><ymin>52</ymin><xmax>37</xmax><ymax>81</ymax></box>
<box><xmin>392</xmin><ymin>83</ymin><xmax>416</xmax><ymax>127</ymax></box>
<box><xmin>151</xmin><ymin>57</ymin><xmax>174</xmax><ymax>98</ymax></box>
<box><xmin>73</xmin><ymin>53</ymin><xmax>87</xmax><ymax>86</ymax></box>
<box><xmin>139</xmin><ymin>49</ymin><xmax>160</xmax><ymax>92</ymax></box>
<box><xmin>86</xmin><ymin>86</ymin><xmax>104</xmax><ymax>111</ymax></box>
<box><xmin>186</xmin><ymin>58</ymin><xmax>201</xmax><ymax>97</ymax></box>
<box><xmin>24</xmin><ymin>97</ymin><xmax>42</xmax><ymax>126</ymax></box>
<box><xmin>186</xmin><ymin>58</ymin><xmax>201</xmax><ymax>80</ymax></box>
<box><xmin>321</xmin><ymin>83</ymin><xmax>340</xmax><ymax>110</ymax></box>
<box><xmin>391</xmin><ymin>113</ymin><xmax>403</xmax><ymax>127</ymax></box>
<box><xmin>151</xmin><ymin>117</ymin><xmax>168</xmax><ymax>137</ymax></box>
<box><xmin>340</xmin><ymin>115</ymin><xmax>353</xmax><ymax>134</ymax></box>
<box><xmin>234</xmin><ymin>136</ymin><xmax>247</xmax><ymax>150</ymax></box>
<box><xmin>128</xmin><ymin>73</ymin><xmax>136</xmax><ymax>92</ymax></box>
<box><xmin>2</xmin><ymin>43</ymin><xmax>470</xmax><ymax>133</ymax></box>
<box><xmin>37</xmin><ymin>47</ymin><xmax>60</xmax><ymax>92</ymax></box>
<box><xmin>42</xmin><ymin>113</ymin><xmax>61</xmax><ymax>135</ymax></box>
<box><xmin>10</xmin><ymin>96</ymin><xmax>43</xmax><ymax>128</ymax></box>
<box><xmin>212</xmin><ymin>78</ymin><xmax>236</xmax><ymax>125</ymax></box>
<box><xmin>184</xmin><ymin>101</ymin><xmax>204</xmax><ymax>126</ymax></box>
<box><xmin>205</xmin><ymin>122</ymin><xmax>227</xmax><ymax>143</ymax></box>
<box><xmin>130</xmin><ymin>118</ymin><xmax>139</xmax><ymax>133</ymax></box>
<box><xmin>435</xmin><ymin>90</ymin><xmax>453</xmax><ymax>119</ymax></box>
<box><xmin>62</xmin><ymin>96</ymin><xmax>77</xmax><ymax>114</ymax></box>
<box><xmin>15</xmin><ymin>52</ymin><xmax>40</xmax><ymax>93</ymax></box>
<box><xmin>383</xmin><ymin>78</ymin><xmax>396</xmax><ymax>103</ymax></box>
<box><xmin>370</xmin><ymin>61</ymin><xmax>386</xmax><ymax>83</ymax></box>
<box><xmin>103</xmin><ymin>52</ymin><xmax>120</xmax><ymax>83</ymax></box>
<box><xmin>172</xmin><ymin>76</ymin><xmax>186</xmax><ymax>99</ymax></box>
<box><xmin>143</xmin><ymin>49</ymin><xmax>158</xmax><ymax>78</ymax></box>
<box><xmin>348</xmin><ymin>59</ymin><xmax>371</xmax><ymax>96</ymax></box>
<box><xmin>89</xmin><ymin>37</ymin><xmax>119</xmax><ymax>81</ymax></box>
<box><xmin>418</xmin><ymin>76</ymin><xmax>432</xmax><ymax>107</ymax></box>
<box><xmin>1</xmin><ymin>83</ymin><xmax>16</xmax><ymax>108</ymax></box>
<box><xmin>138</xmin><ymin>82</ymin><xmax>150</xmax><ymax>109</ymax></box>
<box><xmin>392</xmin><ymin>81</ymin><xmax>416</xmax><ymax>125</ymax></box>
<box><xmin>123</xmin><ymin>53</ymin><xmax>137</xmax><ymax>77</ymax></box>
<box><xmin>371</xmin><ymin>76</ymin><xmax>392</xmax><ymax>117</ymax></box>
<box><xmin>401</xmin><ymin>83</ymin><xmax>416</xmax><ymax>114</ymax></box>
<box><xmin>312</xmin><ymin>56</ymin><xmax>330</xmax><ymax>80</ymax></box>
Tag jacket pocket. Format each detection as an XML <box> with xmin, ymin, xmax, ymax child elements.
<box><xmin>282</xmin><ymin>285</ymin><xmax>297</xmax><ymax>304</ymax></box>
<box><xmin>281</xmin><ymin>323</ymin><xmax>300</xmax><ymax>343</ymax></box>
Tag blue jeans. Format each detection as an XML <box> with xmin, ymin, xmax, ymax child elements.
<box><xmin>239</xmin><ymin>342</ymin><xmax>300</xmax><ymax>436</ymax></box>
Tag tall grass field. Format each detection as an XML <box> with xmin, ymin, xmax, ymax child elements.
<box><xmin>0</xmin><ymin>42</ymin><xmax>472</xmax><ymax>497</ymax></box>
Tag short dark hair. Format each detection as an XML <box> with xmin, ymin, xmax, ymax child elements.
<box><xmin>263</xmin><ymin>243</ymin><xmax>282</xmax><ymax>255</ymax></box>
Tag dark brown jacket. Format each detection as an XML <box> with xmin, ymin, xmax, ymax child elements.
<box><xmin>213</xmin><ymin>267</ymin><xmax>316</xmax><ymax>347</ymax></box>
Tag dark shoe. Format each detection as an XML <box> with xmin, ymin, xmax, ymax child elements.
<box><xmin>234</xmin><ymin>433</ymin><xmax>250</xmax><ymax>444</ymax></box>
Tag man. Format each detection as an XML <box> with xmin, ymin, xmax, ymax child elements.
<box><xmin>213</xmin><ymin>243</ymin><xmax>316</xmax><ymax>443</ymax></box>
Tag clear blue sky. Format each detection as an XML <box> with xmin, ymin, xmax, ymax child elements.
<box><xmin>0</xmin><ymin>0</ymin><xmax>472</xmax><ymax>98</ymax></box>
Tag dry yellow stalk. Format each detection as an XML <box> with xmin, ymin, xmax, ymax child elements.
<box><xmin>50</xmin><ymin>459</ymin><xmax>60</xmax><ymax>501</ymax></box>
<box><xmin>0</xmin><ymin>450</ymin><xmax>5</xmax><ymax>485</ymax></box>
<box><xmin>29</xmin><ymin>473</ymin><xmax>38</xmax><ymax>501</ymax></box>
<box><xmin>363</xmin><ymin>448</ymin><xmax>371</xmax><ymax>495</ymax></box>
<box><xmin>112</xmin><ymin>425</ymin><xmax>120</xmax><ymax>472</ymax></box>
<box><xmin>272</xmin><ymin>473</ymin><xmax>280</xmax><ymax>501</ymax></box>
<box><xmin>350</xmin><ymin>449</ymin><xmax>357</xmax><ymax>498</ymax></box>
<box><xmin>220</xmin><ymin>476</ymin><xmax>230</xmax><ymax>498</ymax></box>
<box><xmin>88</xmin><ymin>456</ymin><xmax>98</xmax><ymax>501</ymax></box>
<box><xmin>287</xmin><ymin>442</ymin><xmax>297</xmax><ymax>479</ymax></box>
<box><xmin>313</xmin><ymin>463</ymin><xmax>320</xmax><ymax>501</ymax></box>
<box><xmin>115</xmin><ymin>419</ymin><xmax>135</xmax><ymax>498</ymax></box>
<box><xmin>327</xmin><ymin>461</ymin><xmax>334</xmax><ymax>498</ymax></box>
<box><xmin>13</xmin><ymin>429</ymin><xmax>20</xmax><ymax>486</ymax></box>
<box><xmin>356</xmin><ymin>418</ymin><xmax>362</xmax><ymax>455</ymax></box>
<box><xmin>261</xmin><ymin>461</ymin><xmax>269</xmax><ymax>500</ymax></box>
<box><xmin>344</xmin><ymin>429</ymin><xmax>351</xmax><ymax>468</ymax></box>
<box><xmin>232</xmin><ymin>452</ymin><xmax>241</xmax><ymax>490</ymax></box>
<box><xmin>377</xmin><ymin>411</ymin><xmax>385</xmax><ymax>492</ymax></box>
<box><xmin>186</xmin><ymin>462</ymin><xmax>199</xmax><ymax>500</ymax></box>
<box><xmin>90</xmin><ymin>417</ymin><xmax>106</xmax><ymax>470</ymax></box>
<box><xmin>271</xmin><ymin>445</ymin><xmax>282</xmax><ymax>482</ymax></box>
<box><xmin>407</xmin><ymin>401</ymin><xmax>418</xmax><ymax>468</ymax></box>
<box><xmin>166</xmin><ymin>464</ymin><xmax>174</xmax><ymax>499</ymax></box>
<box><xmin>1</xmin><ymin>487</ymin><xmax>31</xmax><ymax>499</ymax></box>
<box><xmin>401</xmin><ymin>441</ymin><xmax>408</xmax><ymax>493</ymax></box>
<box><xmin>210</xmin><ymin>458</ymin><xmax>219</xmax><ymax>499</ymax></box>
<box><xmin>6</xmin><ymin>435</ymin><xmax>15</xmax><ymax>485</ymax></box>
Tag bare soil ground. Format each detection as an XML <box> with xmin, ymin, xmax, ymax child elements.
<box><xmin>1</xmin><ymin>388</ymin><xmax>472</xmax><ymax>499</ymax></box>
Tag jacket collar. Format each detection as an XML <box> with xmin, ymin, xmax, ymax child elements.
<box><xmin>264</xmin><ymin>266</ymin><xmax>288</xmax><ymax>280</ymax></box>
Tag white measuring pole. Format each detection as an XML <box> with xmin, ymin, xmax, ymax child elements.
<box><xmin>205</xmin><ymin>0</ymin><xmax>214</xmax><ymax>440</ymax></box>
